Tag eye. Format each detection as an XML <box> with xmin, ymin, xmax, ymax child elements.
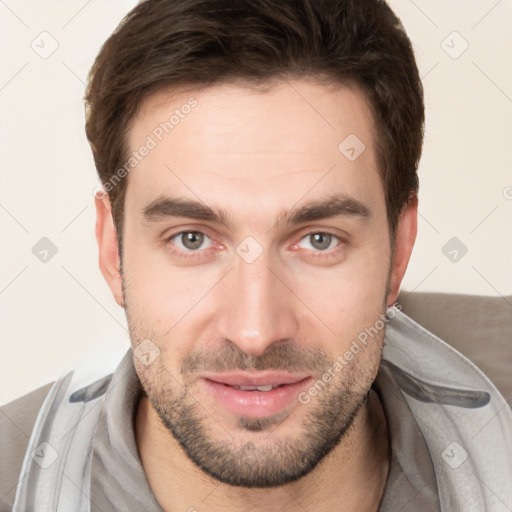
<box><xmin>169</xmin><ymin>231</ymin><xmax>213</xmax><ymax>252</ymax></box>
<box><xmin>297</xmin><ymin>232</ymin><xmax>340</xmax><ymax>251</ymax></box>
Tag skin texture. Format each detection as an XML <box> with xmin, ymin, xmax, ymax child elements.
<box><xmin>95</xmin><ymin>79</ymin><xmax>418</xmax><ymax>511</ymax></box>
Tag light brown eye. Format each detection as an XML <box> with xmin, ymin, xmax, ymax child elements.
<box><xmin>309</xmin><ymin>233</ymin><xmax>332</xmax><ymax>250</ymax></box>
<box><xmin>169</xmin><ymin>231</ymin><xmax>213</xmax><ymax>253</ymax></box>
<box><xmin>180</xmin><ymin>231</ymin><xmax>205</xmax><ymax>250</ymax></box>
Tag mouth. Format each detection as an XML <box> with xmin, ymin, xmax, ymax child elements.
<box><xmin>200</xmin><ymin>371</ymin><xmax>312</xmax><ymax>418</ymax></box>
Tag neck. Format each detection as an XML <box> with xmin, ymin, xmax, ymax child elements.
<box><xmin>135</xmin><ymin>390</ymin><xmax>390</xmax><ymax>512</ymax></box>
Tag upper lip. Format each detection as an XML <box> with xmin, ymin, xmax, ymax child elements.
<box><xmin>202</xmin><ymin>371</ymin><xmax>310</xmax><ymax>387</ymax></box>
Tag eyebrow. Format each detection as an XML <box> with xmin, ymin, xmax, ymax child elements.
<box><xmin>285</xmin><ymin>194</ymin><xmax>371</xmax><ymax>225</ymax></box>
<box><xmin>141</xmin><ymin>193</ymin><xmax>371</xmax><ymax>228</ymax></box>
<box><xmin>142</xmin><ymin>196</ymin><xmax>229</xmax><ymax>225</ymax></box>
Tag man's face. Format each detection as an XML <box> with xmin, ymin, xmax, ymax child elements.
<box><xmin>118</xmin><ymin>80</ymin><xmax>397</xmax><ymax>487</ymax></box>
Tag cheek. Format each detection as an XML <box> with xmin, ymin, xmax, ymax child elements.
<box><xmin>122</xmin><ymin>246</ymin><xmax>222</xmax><ymax>369</ymax></box>
<box><xmin>122</xmin><ymin>241</ymin><xmax>202</xmax><ymax>321</ymax></box>
<box><xmin>288</xmin><ymin>240</ymin><xmax>391</xmax><ymax>340</ymax></box>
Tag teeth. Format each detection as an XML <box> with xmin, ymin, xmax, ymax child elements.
<box><xmin>256</xmin><ymin>385</ymin><xmax>274</xmax><ymax>392</ymax></box>
<box><xmin>235</xmin><ymin>385</ymin><xmax>275</xmax><ymax>391</ymax></box>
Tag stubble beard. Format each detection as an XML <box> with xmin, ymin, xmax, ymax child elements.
<box><xmin>123</xmin><ymin>278</ymin><xmax>385</xmax><ymax>488</ymax></box>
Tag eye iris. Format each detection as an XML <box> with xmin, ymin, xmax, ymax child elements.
<box><xmin>182</xmin><ymin>231</ymin><xmax>204</xmax><ymax>250</ymax></box>
<box><xmin>310</xmin><ymin>233</ymin><xmax>331</xmax><ymax>250</ymax></box>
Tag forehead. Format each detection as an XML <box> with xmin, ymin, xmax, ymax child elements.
<box><xmin>125</xmin><ymin>80</ymin><xmax>382</xmax><ymax>218</ymax></box>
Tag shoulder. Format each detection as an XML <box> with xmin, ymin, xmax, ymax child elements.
<box><xmin>0</xmin><ymin>382</ymin><xmax>53</xmax><ymax>511</ymax></box>
<box><xmin>398</xmin><ymin>291</ymin><xmax>512</xmax><ymax>402</ymax></box>
<box><xmin>382</xmin><ymin>301</ymin><xmax>512</xmax><ymax>508</ymax></box>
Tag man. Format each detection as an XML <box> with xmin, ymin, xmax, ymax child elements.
<box><xmin>2</xmin><ymin>0</ymin><xmax>512</xmax><ymax>511</ymax></box>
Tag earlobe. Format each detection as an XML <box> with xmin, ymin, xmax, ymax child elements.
<box><xmin>95</xmin><ymin>192</ymin><xmax>124</xmax><ymax>308</ymax></box>
<box><xmin>386</xmin><ymin>194</ymin><xmax>418</xmax><ymax>306</ymax></box>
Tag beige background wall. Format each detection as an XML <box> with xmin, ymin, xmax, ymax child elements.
<box><xmin>1</xmin><ymin>0</ymin><xmax>511</xmax><ymax>404</ymax></box>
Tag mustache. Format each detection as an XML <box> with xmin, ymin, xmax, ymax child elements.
<box><xmin>181</xmin><ymin>341</ymin><xmax>331</xmax><ymax>377</ymax></box>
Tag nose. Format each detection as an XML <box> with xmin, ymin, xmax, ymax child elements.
<box><xmin>216</xmin><ymin>247</ymin><xmax>299</xmax><ymax>356</ymax></box>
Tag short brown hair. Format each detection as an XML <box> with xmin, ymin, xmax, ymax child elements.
<box><xmin>85</xmin><ymin>0</ymin><xmax>424</xmax><ymax>247</ymax></box>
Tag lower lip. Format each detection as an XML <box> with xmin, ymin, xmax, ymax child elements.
<box><xmin>202</xmin><ymin>378</ymin><xmax>312</xmax><ymax>418</ymax></box>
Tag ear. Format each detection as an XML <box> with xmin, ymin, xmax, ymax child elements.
<box><xmin>386</xmin><ymin>194</ymin><xmax>418</xmax><ymax>306</ymax></box>
<box><xmin>95</xmin><ymin>191</ymin><xmax>124</xmax><ymax>308</ymax></box>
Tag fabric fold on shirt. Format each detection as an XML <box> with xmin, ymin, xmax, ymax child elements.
<box><xmin>373</xmin><ymin>363</ymin><xmax>440</xmax><ymax>511</ymax></box>
<box><xmin>90</xmin><ymin>350</ymin><xmax>164</xmax><ymax>512</ymax></box>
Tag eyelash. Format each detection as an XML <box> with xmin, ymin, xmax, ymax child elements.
<box><xmin>165</xmin><ymin>230</ymin><xmax>344</xmax><ymax>258</ymax></box>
